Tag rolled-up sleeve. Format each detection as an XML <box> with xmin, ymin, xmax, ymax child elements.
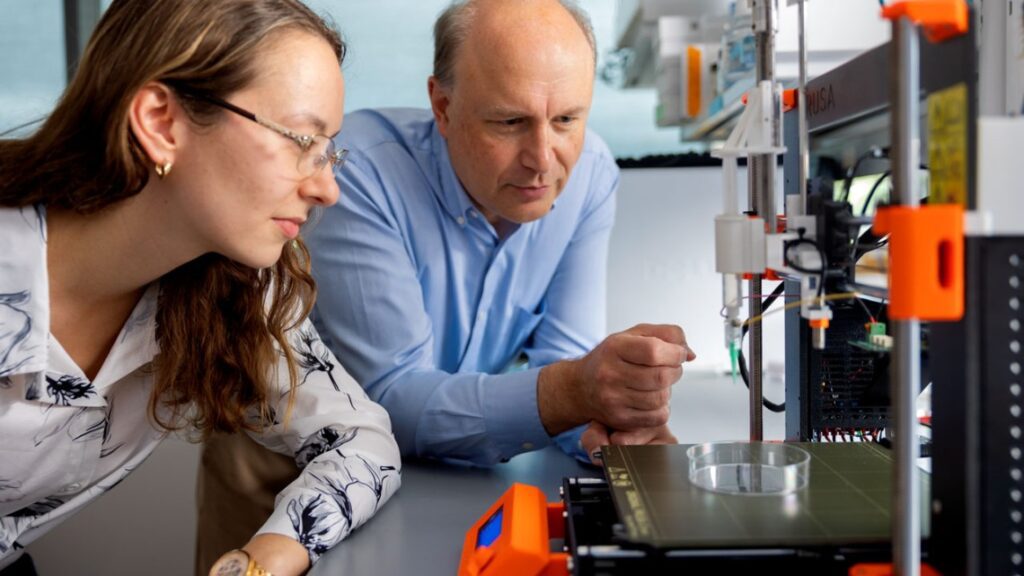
<box><xmin>250</xmin><ymin>320</ymin><xmax>401</xmax><ymax>565</ymax></box>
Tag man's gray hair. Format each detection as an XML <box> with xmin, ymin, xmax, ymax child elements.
<box><xmin>433</xmin><ymin>0</ymin><xmax>597</xmax><ymax>88</ymax></box>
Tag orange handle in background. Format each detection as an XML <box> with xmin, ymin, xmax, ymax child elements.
<box><xmin>849</xmin><ymin>562</ymin><xmax>942</xmax><ymax>576</ymax></box>
<box><xmin>872</xmin><ymin>204</ymin><xmax>964</xmax><ymax>321</ymax></box>
<box><xmin>686</xmin><ymin>46</ymin><xmax>703</xmax><ymax>118</ymax></box>
<box><xmin>880</xmin><ymin>0</ymin><xmax>969</xmax><ymax>43</ymax></box>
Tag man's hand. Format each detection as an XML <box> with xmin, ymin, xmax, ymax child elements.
<box><xmin>538</xmin><ymin>324</ymin><xmax>695</xmax><ymax>436</ymax></box>
<box><xmin>581</xmin><ymin>421</ymin><xmax>678</xmax><ymax>466</ymax></box>
<box><xmin>581</xmin><ymin>421</ymin><xmax>612</xmax><ymax>465</ymax></box>
<box><xmin>609</xmin><ymin>424</ymin><xmax>677</xmax><ymax>446</ymax></box>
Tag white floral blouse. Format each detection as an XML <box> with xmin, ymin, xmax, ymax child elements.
<box><xmin>0</xmin><ymin>206</ymin><xmax>401</xmax><ymax>569</ymax></box>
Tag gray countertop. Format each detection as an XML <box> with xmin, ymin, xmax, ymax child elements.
<box><xmin>310</xmin><ymin>446</ymin><xmax>596</xmax><ymax>575</ymax></box>
<box><xmin>310</xmin><ymin>371</ymin><xmax>785</xmax><ymax>575</ymax></box>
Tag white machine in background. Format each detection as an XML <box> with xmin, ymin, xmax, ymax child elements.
<box><xmin>612</xmin><ymin>0</ymin><xmax>890</xmax><ymax>139</ymax></box>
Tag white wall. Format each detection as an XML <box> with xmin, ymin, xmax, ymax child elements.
<box><xmin>607</xmin><ymin>166</ymin><xmax>787</xmax><ymax>387</ymax></box>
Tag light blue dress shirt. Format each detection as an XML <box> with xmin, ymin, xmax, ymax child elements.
<box><xmin>306</xmin><ymin>108</ymin><xmax>619</xmax><ymax>467</ymax></box>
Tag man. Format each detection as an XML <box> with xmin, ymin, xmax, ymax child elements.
<box><xmin>305</xmin><ymin>0</ymin><xmax>696</xmax><ymax>467</ymax></box>
<box><xmin>196</xmin><ymin>0</ymin><xmax>694</xmax><ymax>571</ymax></box>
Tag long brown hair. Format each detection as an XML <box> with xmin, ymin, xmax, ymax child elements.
<box><xmin>0</xmin><ymin>0</ymin><xmax>345</xmax><ymax>436</ymax></box>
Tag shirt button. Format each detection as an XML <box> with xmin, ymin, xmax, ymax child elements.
<box><xmin>469</xmin><ymin>211</ymin><xmax>477</xmax><ymax>219</ymax></box>
<box><xmin>456</xmin><ymin>216</ymin><xmax>466</xmax><ymax>226</ymax></box>
<box><xmin>521</xmin><ymin>442</ymin><xmax>535</xmax><ymax>451</ymax></box>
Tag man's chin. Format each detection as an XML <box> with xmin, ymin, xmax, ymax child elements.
<box><xmin>503</xmin><ymin>201</ymin><xmax>555</xmax><ymax>224</ymax></box>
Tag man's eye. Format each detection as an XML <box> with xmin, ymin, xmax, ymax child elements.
<box><xmin>556</xmin><ymin>116</ymin><xmax>576</xmax><ymax>124</ymax></box>
<box><xmin>496</xmin><ymin>118</ymin><xmax>524</xmax><ymax>127</ymax></box>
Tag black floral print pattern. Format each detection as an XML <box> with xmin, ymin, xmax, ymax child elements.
<box><xmin>287</xmin><ymin>494</ymin><xmax>344</xmax><ymax>559</ymax></box>
<box><xmin>295</xmin><ymin>427</ymin><xmax>358</xmax><ymax>468</ymax></box>
<box><xmin>295</xmin><ymin>327</ymin><xmax>356</xmax><ymax>410</ymax></box>
<box><xmin>45</xmin><ymin>374</ymin><xmax>95</xmax><ymax>406</ymax></box>
<box><xmin>288</xmin><ymin>452</ymin><xmax>399</xmax><ymax>562</ymax></box>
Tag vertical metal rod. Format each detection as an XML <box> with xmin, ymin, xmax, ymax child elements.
<box><xmin>977</xmin><ymin>0</ymin><xmax>1008</xmax><ymax>115</ymax></box>
<box><xmin>890</xmin><ymin>17</ymin><xmax>921</xmax><ymax>576</ymax></box>
<box><xmin>747</xmin><ymin>0</ymin><xmax>778</xmax><ymax>442</ymax></box>
<box><xmin>796</xmin><ymin>0</ymin><xmax>809</xmax><ymax>215</ymax></box>
<box><xmin>749</xmin><ymin>276</ymin><xmax>764</xmax><ymax>441</ymax></box>
<box><xmin>753</xmin><ymin>0</ymin><xmax>778</xmax><ymax>235</ymax></box>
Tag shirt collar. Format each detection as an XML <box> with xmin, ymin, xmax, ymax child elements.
<box><xmin>91</xmin><ymin>282</ymin><xmax>159</xmax><ymax>389</ymax></box>
<box><xmin>430</xmin><ymin>122</ymin><xmax>478</xmax><ymax>222</ymax></box>
<box><xmin>0</xmin><ymin>205</ymin><xmax>50</xmax><ymax>380</ymax></box>
<box><xmin>0</xmin><ymin>206</ymin><xmax>160</xmax><ymax>404</ymax></box>
<box><xmin>429</xmin><ymin>123</ymin><xmax>533</xmax><ymax>241</ymax></box>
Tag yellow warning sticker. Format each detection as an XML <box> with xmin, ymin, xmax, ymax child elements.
<box><xmin>927</xmin><ymin>83</ymin><xmax>968</xmax><ymax>206</ymax></box>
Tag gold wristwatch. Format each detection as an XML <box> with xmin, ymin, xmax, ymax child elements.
<box><xmin>209</xmin><ymin>549</ymin><xmax>274</xmax><ymax>576</ymax></box>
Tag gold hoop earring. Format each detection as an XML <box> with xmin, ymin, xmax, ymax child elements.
<box><xmin>155</xmin><ymin>162</ymin><xmax>173</xmax><ymax>178</ymax></box>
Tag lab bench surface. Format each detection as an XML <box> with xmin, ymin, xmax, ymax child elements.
<box><xmin>308</xmin><ymin>446</ymin><xmax>596</xmax><ymax>576</ymax></box>
<box><xmin>309</xmin><ymin>371</ymin><xmax>785</xmax><ymax>575</ymax></box>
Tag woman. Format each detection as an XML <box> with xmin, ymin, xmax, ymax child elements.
<box><xmin>0</xmin><ymin>1</ymin><xmax>400</xmax><ymax>575</ymax></box>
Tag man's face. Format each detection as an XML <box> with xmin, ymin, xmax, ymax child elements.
<box><xmin>429</xmin><ymin>5</ymin><xmax>594</xmax><ymax>226</ymax></box>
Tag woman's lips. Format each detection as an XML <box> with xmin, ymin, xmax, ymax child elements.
<box><xmin>273</xmin><ymin>218</ymin><xmax>302</xmax><ymax>239</ymax></box>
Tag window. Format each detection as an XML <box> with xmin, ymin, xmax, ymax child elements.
<box><xmin>1</xmin><ymin>1</ymin><xmax>691</xmax><ymax>158</ymax></box>
<box><xmin>309</xmin><ymin>0</ymin><xmax>695</xmax><ymax>159</ymax></box>
<box><xmin>0</xmin><ymin>0</ymin><xmax>67</xmax><ymax>136</ymax></box>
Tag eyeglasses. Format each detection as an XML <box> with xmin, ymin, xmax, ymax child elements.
<box><xmin>179</xmin><ymin>91</ymin><xmax>348</xmax><ymax>178</ymax></box>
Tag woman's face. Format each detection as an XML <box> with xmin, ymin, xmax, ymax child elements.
<box><xmin>174</xmin><ymin>30</ymin><xmax>344</xmax><ymax>269</ymax></box>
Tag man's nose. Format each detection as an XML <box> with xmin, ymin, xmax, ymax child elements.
<box><xmin>520</xmin><ymin>125</ymin><xmax>552</xmax><ymax>175</ymax></box>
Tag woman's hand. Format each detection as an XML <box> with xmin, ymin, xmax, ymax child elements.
<box><xmin>209</xmin><ymin>534</ymin><xmax>310</xmax><ymax>576</ymax></box>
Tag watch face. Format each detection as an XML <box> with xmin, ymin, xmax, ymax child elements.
<box><xmin>211</xmin><ymin>550</ymin><xmax>249</xmax><ymax>576</ymax></box>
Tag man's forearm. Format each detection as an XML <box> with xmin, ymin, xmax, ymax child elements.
<box><xmin>537</xmin><ymin>359</ymin><xmax>587</xmax><ymax>436</ymax></box>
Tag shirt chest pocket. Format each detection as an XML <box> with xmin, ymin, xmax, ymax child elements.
<box><xmin>461</xmin><ymin>303</ymin><xmax>546</xmax><ymax>373</ymax></box>
<box><xmin>504</xmin><ymin>304</ymin><xmax>546</xmax><ymax>361</ymax></box>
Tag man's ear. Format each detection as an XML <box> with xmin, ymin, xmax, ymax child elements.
<box><xmin>128</xmin><ymin>82</ymin><xmax>182</xmax><ymax>168</ymax></box>
<box><xmin>427</xmin><ymin>76</ymin><xmax>453</xmax><ymax>138</ymax></box>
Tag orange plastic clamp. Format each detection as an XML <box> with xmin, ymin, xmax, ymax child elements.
<box><xmin>881</xmin><ymin>0</ymin><xmax>969</xmax><ymax>43</ymax></box>
<box><xmin>809</xmin><ymin>318</ymin><xmax>830</xmax><ymax>329</ymax></box>
<box><xmin>782</xmin><ymin>88</ymin><xmax>798</xmax><ymax>112</ymax></box>
<box><xmin>740</xmin><ymin>90</ymin><xmax>797</xmax><ymax>112</ymax></box>
<box><xmin>687</xmin><ymin>46</ymin><xmax>702</xmax><ymax>118</ymax></box>
<box><xmin>849</xmin><ymin>562</ymin><xmax>941</xmax><ymax>576</ymax></box>
<box><xmin>458</xmin><ymin>483</ymin><xmax>569</xmax><ymax>576</ymax></box>
<box><xmin>872</xmin><ymin>204</ymin><xmax>964</xmax><ymax>321</ymax></box>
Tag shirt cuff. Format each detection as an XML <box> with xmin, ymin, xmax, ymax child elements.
<box><xmin>553</xmin><ymin>424</ymin><xmax>592</xmax><ymax>464</ymax></box>
<box><xmin>257</xmin><ymin>501</ymin><xmax>324</xmax><ymax>565</ymax></box>
<box><xmin>482</xmin><ymin>367</ymin><xmax>552</xmax><ymax>460</ymax></box>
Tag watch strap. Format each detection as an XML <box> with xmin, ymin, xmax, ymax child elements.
<box><xmin>245</xmin><ymin>557</ymin><xmax>273</xmax><ymax>576</ymax></box>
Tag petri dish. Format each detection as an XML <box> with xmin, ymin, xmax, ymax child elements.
<box><xmin>687</xmin><ymin>442</ymin><xmax>810</xmax><ymax>496</ymax></box>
